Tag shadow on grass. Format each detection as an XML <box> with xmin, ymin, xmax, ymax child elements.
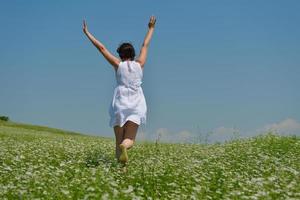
<box><xmin>85</xmin><ymin>150</ymin><xmax>117</xmax><ymax>168</ymax></box>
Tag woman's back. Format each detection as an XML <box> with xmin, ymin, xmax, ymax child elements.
<box><xmin>110</xmin><ymin>60</ymin><xmax>146</xmax><ymax>128</ymax></box>
<box><xmin>116</xmin><ymin>61</ymin><xmax>143</xmax><ymax>91</ymax></box>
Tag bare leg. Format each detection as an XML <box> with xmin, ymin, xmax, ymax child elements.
<box><xmin>121</xmin><ymin>121</ymin><xmax>139</xmax><ymax>149</ymax></box>
<box><xmin>119</xmin><ymin>121</ymin><xmax>139</xmax><ymax>163</ymax></box>
<box><xmin>114</xmin><ymin>126</ymin><xmax>125</xmax><ymax>159</ymax></box>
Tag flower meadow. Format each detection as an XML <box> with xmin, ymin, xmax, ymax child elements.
<box><xmin>0</xmin><ymin>121</ymin><xmax>299</xmax><ymax>199</ymax></box>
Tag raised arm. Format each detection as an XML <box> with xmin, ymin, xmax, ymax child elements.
<box><xmin>136</xmin><ymin>16</ymin><xmax>156</xmax><ymax>68</ymax></box>
<box><xmin>83</xmin><ymin>20</ymin><xmax>120</xmax><ymax>69</ymax></box>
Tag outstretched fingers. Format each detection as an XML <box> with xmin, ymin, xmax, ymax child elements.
<box><xmin>83</xmin><ymin>19</ymin><xmax>88</xmax><ymax>33</ymax></box>
<box><xmin>148</xmin><ymin>16</ymin><xmax>156</xmax><ymax>28</ymax></box>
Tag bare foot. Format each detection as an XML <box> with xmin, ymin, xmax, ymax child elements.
<box><xmin>121</xmin><ymin>165</ymin><xmax>127</xmax><ymax>173</ymax></box>
<box><xmin>119</xmin><ymin>144</ymin><xmax>128</xmax><ymax>163</ymax></box>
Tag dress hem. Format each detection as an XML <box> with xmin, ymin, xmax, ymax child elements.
<box><xmin>110</xmin><ymin>116</ymin><xmax>146</xmax><ymax>128</ymax></box>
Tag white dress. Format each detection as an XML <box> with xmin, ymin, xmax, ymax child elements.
<box><xmin>109</xmin><ymin>60</ymin><xmax>147</xmax><ymax>127</ymax></box>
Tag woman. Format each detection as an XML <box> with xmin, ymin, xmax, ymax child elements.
<box><xmin>83</xmin><ymin>16</ymin><xmax>156</xmax><ymax>164</ymax></box>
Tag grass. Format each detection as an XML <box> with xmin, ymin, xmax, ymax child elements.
<box><xmin>0</xmin><ymin>121</ymin><xmax>299</xmax><ymax>199</ymax></box>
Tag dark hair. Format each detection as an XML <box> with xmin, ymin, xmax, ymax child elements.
<box><xmin>117</xmin><ymin>42</ymin><xmax>135</xmax><ymax>61</ymax></box>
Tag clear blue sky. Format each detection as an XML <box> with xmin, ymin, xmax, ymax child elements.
<box><xmin>1</xmin><ymin>0</ymin><xmax>299</xmax><ymax>139</ymax></box>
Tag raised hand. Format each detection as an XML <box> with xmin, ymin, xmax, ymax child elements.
<box><xmin>137</xmin><ymin>16</ymin><xmax>156</xmax><ymax>67</ymax></box>
<box><xmin>148</xmin><ymin>16</ymin><xmax>156</xmax><ymax>29</ymax></box>
<box><xmin>83</xmin><ymin>19</ymin><xmax>88</xmax><ymax>34</ymax></box>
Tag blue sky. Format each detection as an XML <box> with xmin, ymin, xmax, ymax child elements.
<box><xmin>1</xmin><ymin>0</ymin><xmax>300</xmax><ymax>141</ymax></box>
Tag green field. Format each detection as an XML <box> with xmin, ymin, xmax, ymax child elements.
<box><xmin>0</xmin><ymin>121</ymin><xmax>299</xmax><ymax>199</ymax></box>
